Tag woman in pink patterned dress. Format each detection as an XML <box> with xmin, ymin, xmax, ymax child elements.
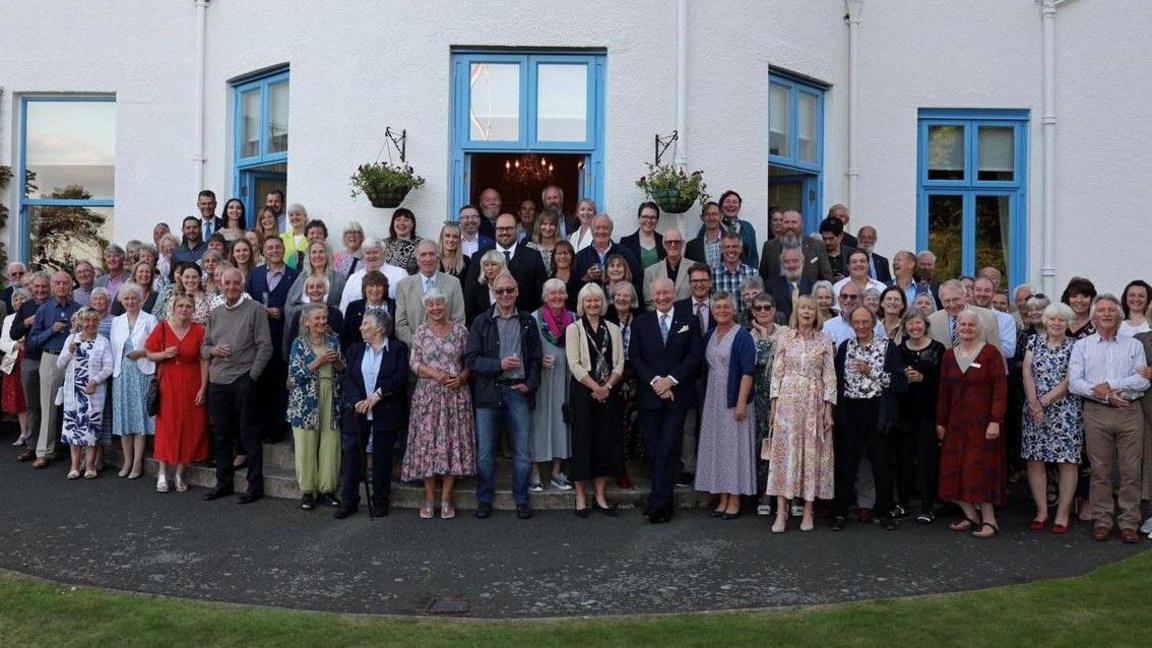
<box><xmin>400</xmin><ymin>288</ymin><xmax>475</xmax><ymax>520</ymax></box>
<box><xmin>766</xmin><ymin>296</ymin><xmax>837</xmax><ymax>533</ymax></box>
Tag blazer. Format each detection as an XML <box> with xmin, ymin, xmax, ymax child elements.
<box><xmin>674</xmin><ymin>297</ymin><xmax>717</xmax><ymax>335</ymax></box>
<box><xmin>393</xmin><ymin>272</ymin><xmax>466</xmax><ymax>344</ymax></box>
<box><xmin>464</xmin><ymin>277</ymin><xmax>496</xmax><ymax>325</ymax></box>
<box><xmin>110</xmin><ymin>311</ymin><xmax>159</xmax><ymax>377</ymax></box>
<box><xmin>340</xmin><ymin>339</ymin><xmax>410</xmax><ymax>432</ymax></box>
<box><xmin>642</xmin><ymin>258</ymin><xmax>693</xmax><ymax>309</ymax></box>
<box><xmin>573</xmin><ymin>243</ymin><xmax>644</xmax><ymax>301</ymax></box>
<box><xmin>926</xmin><ymin>306</ymin><xmax>1003</xmax><ymax>352</ymax></box>
<box><xmin>619</xmin><ymin>231</ymin><xmax>665</xmax><ymax>268</ymax></box>
<box><xmin>833</xmin><ymin>337</ymin><xmax>907</xmax><ymax>429</ymax></box>
<box><xmin>628</xmin><ymin>308</ymin><xmax>703</xmax><ymax>410</ymax></box>
<box><xmin>464</xmin><ymin>234</ymin><xmax>496</xmax><ymax>258</ymax></box>
<box><xmin>759</xmin><ymin>237</ymin><xmax>833</xmax><ymax>285</ymax></box>
<box><xmin>287</xmin><ymin>333</ymin><xmax>344</xmax><ymax>430</ymax></box>
<box><xmin>340</xmin><ymin>298</ymin><xmax>395</xmax><ymax>350</ymax></box>
<box><xmin>868</xmin><ymin>252</ymin><xmax>892</xmax><ymax>283</ymax></box>
<box><xmin>768</xmin><ymin>275</ymin><xmax>815</xmax><ymax>326</ymax></box>
<box><xmin>565</xmin><ymin>318</ymin><xmax>625</xmax><ymax>385</ymax></box>
<box><xmin>464</xmin><ymin>306</ymin><xmax>542</xmax><ymax>409</ymax></box>
<box><xmin>684</xmin><ymin>233</ymin><xmax>711</xmax><ymax>266</ymax></box>
<box><xmin>246</xmin><ymin>264</ymin><xmax>299</xmax><ymax>348</ymax></box>
<box><xmin>703</xmin><ymin>326</ymin><xmax>757</xmax><ymax>408</ymax></box>
<box><xmin>464</xmin><ymin>243</ymin><xmax>549</xmax><ymax>314</ymax></box>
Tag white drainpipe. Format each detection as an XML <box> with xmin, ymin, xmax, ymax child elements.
<box><xmin>193</xmin><ymin>0</ymin><xmax>210</xmax><ymax>191</ymax></box>
<box><xmin>675</xmin><ymin>0</ymin><xmax>688</xmax><ymax>169</ymax></box>
<box><xmin>1039</xmin><ymin>0</ymin><xmax>1057</xmax><ymax>295</ymax></box>
<box><xmin>844</xmin><ymin>0</ymin><xmax>862</xmax><ymax>213</ymax></box>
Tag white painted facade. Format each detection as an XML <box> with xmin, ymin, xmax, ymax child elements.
<box><xmin>1</xmin><ymin>0</ymin><xmax>1149</xmax><ymax>294</ymax></box>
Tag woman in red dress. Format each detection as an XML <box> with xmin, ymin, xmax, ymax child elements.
<box><xmin>144</xmin><ymin>294</ymin><xmax>209</xmax><ymax>493</ymax></box>
<box><xmin>937</xmin><ymin>310</ymin><xmax>1008</xmax><ymax>538</ymax></box>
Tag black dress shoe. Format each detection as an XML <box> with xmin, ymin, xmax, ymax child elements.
<box><xmin>300</xmin><ymin>494</ymin><xmax>315</xmax><ymax>511</ymax></box>
<box><xmin>515</xmin><ymin>504</ymin><xmax>533</xmax><ymax>520</ymax></box>
<box><xmin>721</xmin><ymin>510</ymin><xmax>741</xmax><ymax>520</ymax></box>
<box><xmin>575</xmin><ymin>506</ymin><xmax>590</xmax><ymax>518</ymax></box>
<box><xmin>648</xmin><ymin>510</ymin><xmax>671</xmax><ymax>524</ymax></box>
<box><xmin>203</xmin><ymin>487</ymin><xmax>234</xmax><ymax>501</ymax></box>
<box><xmin>238</xmin><ymin>491</ymin><xmax>264</xmax><ymax>504</ymax></box>
<box><xmin>334</xmin><ymin>504</ymin><xmax>358</xmax><ymax>520</ymax></box>
<box><xmin>880</xmin><ymin>516</ymin><xmax>899</xmax><ymax>531</ymax></box>
<box><xmin>830</xmin><ymin>515</ymin><xmax>847</xmax><ymax>531</ymax></box>
<box><xmin>369</xmin><ymin>497</ymin><xmax>390</xmax><ymax>518</ymax></box>
<box><xmin>593</xmin><ymin>501</ymin><xmax>618</xmax><ymax>517</ymax></box>
<box><xmin>474</xmin><ymin>503</ymin><xmax>493</xmax><ymax>519</ymax></box>
<box><xmin>318</xmin><ymin>492</ymin><xmax>341</xmax><ymax>508</ymax></box>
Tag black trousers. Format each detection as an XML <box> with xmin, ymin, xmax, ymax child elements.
<box><xmin>209</xmin><ymin>376</ymin><xmax>262</xmax><ymax>493</ymax></box>
<box><xmin>339</xmin><ymin>416</ymin><xmax>397</xmax><ymax>507</ymax></box>
<box><xmin>255</xmin><ymin>355</ymin><xmax>291</xmax><ymax>442</ymax></box>
<box><xmin>834</xmin><ymin>397</ymin><xmax>893</xmax><ymax>518</ymax></box>
<box><xmin>640</xmin><ymin>408</ymin><xmax>687</xmax><ymax>516</ymax></box>
<box><xmin>893</xmin><ymin>416</ymin><xmax>939</xmax><ymax>511</ymax></box>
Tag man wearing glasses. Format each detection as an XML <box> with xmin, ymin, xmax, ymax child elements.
<box><xmin>821</xmin><ymin>283</ymin><xmax>886</xmax><ymax>346</ymax></box>
<box><xmin>2</xmin><ymin>262</ymin><xmax>27</xmax><ymax>313</ymax></box>
<box><xmin>489</xmin><ymin>213</ymin><xmax>547</xmax><ymax>313</ymax></box>
<box><xmin>642</xmin><ymin>228</ymin><xmax>692</xmax><ymax>309</ymax></box>
<box><xmin>464</xmin><ymin>271</ymin><xmax>542</xmax><ymax>521</ymax></box>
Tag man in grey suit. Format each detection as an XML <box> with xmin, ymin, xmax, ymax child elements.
<box><xmin>758</xmin><ymin>209</ymin><xmax>832</xmax><ymax>286</ymax></box>
<box><xmin>927</xmin><ymin>279</ymin><xmax>1002</xmax><ymax>352</ymax></box>
<box><xmin>642</xmin><ymin>228</ymin><xmax>693</xmax><ymax>309</ymax></box>
<box><xmin>394</xmin><ymin>240</ymin><xmax>466</xmax><ymax>344</ymax></box>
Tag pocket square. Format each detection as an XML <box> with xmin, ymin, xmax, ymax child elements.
<box><xmin>809</xmin><ymin>257</ymin><xmax>818</xmax><ymax>264</ymax></box>
<box><xmin>676</xmin><ymin>325</ymin><xmax>688</xmax><ymax>333</ymax></box>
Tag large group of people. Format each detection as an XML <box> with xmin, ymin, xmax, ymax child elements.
<box><xmin>5</xmin><ymin>186</ymin><xmax>1152</xmax><ymax>544</ymax></box>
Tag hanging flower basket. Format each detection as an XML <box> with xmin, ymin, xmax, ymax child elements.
<box><xmin>636</xmin><ymin>163</ymin><xmax>707</xmax><ymax>214</ymax></box>
<box><xmin>350</xmin><ymin>161</ymin><xmax>425</xmax><ymax>209</ymax></box>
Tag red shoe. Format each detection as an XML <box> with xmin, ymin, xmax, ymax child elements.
<box><xmin>616</xmin><ymin>476</ymin><xmax>633</xmax><ymax>490</ymax></box>
<box><xmin>856</xmin><ymin>508</ymin><xmax>874</xmax><ymax>523</ymax></box>
<box><xmin>1028</xmin><ymin>518</ymin><xmax>1049</xmax><ymax>531</ymax></box>
<box><xmin>1050</xmin><ymin>523</ymin><xmax>1069</xmax><ymax>535</ymax></box>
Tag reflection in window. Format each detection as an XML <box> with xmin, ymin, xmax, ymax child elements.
<box><xmin>24</xmin><ymin>100</ymin><xmax>116</xmax><ymax>200</ymax></box>
<box><xmin>470</xmin><ymin>63</ymin><xmax>520</xmax><ymax>141</ymax></box>
<box><xmin>769</xmin><ymin>84</ymin><xmax>790</xmax><ymax>157</ymax></box>
<box><xmin>797</xmin><ymin>92</ymin><xmax>818</xmax><ymax>163</ymax></box>
<box><xmin>241</xmin><ymin>89</ymin><xmax>261</xmax><ymax>158</ymax></box>
<box><xmin>975</xmin><ymin>195</ymin><xmax>1010</xmax><ymax>279</ymax></box>
<box><xmin>927</xmin><ymin>125</ymin><xmax>964</xmax><ymax>180</ymax></box>
<box><xmin>26</xmin><ymin>204</ymin><xmax>112</xmax><ymax>270</ymax></box>
<box><xmin>267</xmin><ymin>81</ymin><xmax>289</xmax><ymax>154</ymax></box>
<box><xmin>978</xmin><ymin>127</ymin><xmax>1014</xmax><ymax>181</ymax></box>
<box><xmin>537</xmin><ymin>64</ymin><xmax>587</xmax><ymax>141</ymax></box>
<box><xmin>927</xmin><ymin>194</ymin><xmax>963</xmax><ymax>281</ymax></box>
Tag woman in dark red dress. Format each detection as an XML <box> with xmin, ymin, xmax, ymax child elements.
<box><xmin>144</xmin><ymin>294</ymin><xmax>209</xmax><ymax>493</ymax></box>
<box><xmin>936</xmin><ymin>310</ymin><xmax>1007</xmax><ymax>538</ymax></box>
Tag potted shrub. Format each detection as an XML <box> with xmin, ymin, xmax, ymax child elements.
<box><xmin>350</xmin><ymin>161</ymin><xmax>426</xmax><ymax>208</ymax></box>
<box><xmin>636</xmin><ymin>163</ymin><xmax>707</xmax><ymax>214</ymax></box>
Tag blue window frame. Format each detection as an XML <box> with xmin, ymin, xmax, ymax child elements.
<box><xmin>917</xmin><ymin>109</ymin><xmax>1028</xmax><ymax>288</ymax></box>
<box><xmin>768</xmin><ymin>71</ymin><xmax>825</xmax><ymax>232</ymax></box>
<box><xmin>18</xmin><ymin>95</ymin><xmax>116</xmax><ymax>263</ymax></box>
<box><xmin>450</xmin><ymin>51</ymin><xmax>605</xmax><ymax>217</ymax></box>
<box><xmin>232</xmin><ymin>69</ymin><xmax>289</xmax><ymax>215</ymax></box>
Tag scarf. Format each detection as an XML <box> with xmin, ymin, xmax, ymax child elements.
<box><xmin>539</xmin><ymin>307</ymin><xmax>574</xmax><ymax>347</ymax></box>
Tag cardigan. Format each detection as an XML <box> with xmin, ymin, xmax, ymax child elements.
<box><xmin>110</xmin><ymin>311</ymin><xmax>159</xmax><ymax>377</ymax></box>
<box><xmin>704</xmin><ymin>325</ymin><xmax>757</xmax><ymax>408</ymax></box>
<box><xmin>564</xmin><ymin>318</ymin><xmax>625</xmax><ymax>384</ymax></box>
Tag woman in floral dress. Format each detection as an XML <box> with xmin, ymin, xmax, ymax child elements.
<box><xmin>401</xmin><ymin>288</ymin><xmax>475</xmax><ymax>519</ymax></box>
<box><xmin>748</xmin><ymin>294</ymin><xmax>786</xmax><ymax>503</ymax></box>
<box><xmin>383</xmin><ymin>208</ymin><xmax>423</xmax><ymax>275</ymax></box>
<box><xmin>58</xmin><ymin>309</ymin><xmax>114</xmax><ymax>480</ymax></box>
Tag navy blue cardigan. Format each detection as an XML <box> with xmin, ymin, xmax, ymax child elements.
<box><xmin>704</xmin><ymin>326</ymin><xmax>757</xmax><ymax>408</ymax></box>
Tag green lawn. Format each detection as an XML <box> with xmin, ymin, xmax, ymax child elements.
<box><xmin>1</xmin><ymin>551</ymin><xmax>1148</xmax><ymax>647</ymax></box>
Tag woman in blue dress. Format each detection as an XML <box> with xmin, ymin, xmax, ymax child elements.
<box><xmin>110</xmin><ymin>284</ymin><xmax>159</xmax><ymax>479</ymax></box>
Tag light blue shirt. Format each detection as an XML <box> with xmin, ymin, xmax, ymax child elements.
<box><xmin>359</xmin><ymin>341</ymin><xmax>388</xmax><ymax>421</ymax></box>
<box><xmin>821</xmin><ymin>315</ymin><xmax>887</xmax><ymax>347</ymax></box>
<box><xmin>1069</xmin><ymin>333</ymin><xmax>1149</xmax><ymax>402</ymax></box>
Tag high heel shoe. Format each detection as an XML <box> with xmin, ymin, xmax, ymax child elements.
<box><xmin>771</xmin><ymin>518</ymin><xmax>787</xmax><ymax>533</ymax></box>
<box><xmin>593</xmin><ymin>501</ymin><xmax>617</xmax><ymax>517</ymax></box>
<box><xmin>800</xmin><ymin>518</ymin><xmax>815</xmax><ymax>532</ymax></box>
<box><xmin>174</xmin><ymin>475</ymin><xmax>187</xmax><ymax>493</ymax></box>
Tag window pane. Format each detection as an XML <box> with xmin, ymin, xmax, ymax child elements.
<box><xmin>927</xmin><ymin>125</ymin><xmax>965</xmax><ymax>180</ymax></box>
<box><xmin>537</xmin><ymin>64</ymin><xmax>587</xmax><ymax>142</ymax></box>
<box><xmin>927</xmin><ymin>194</ymin><xmax>963</xmax><ymax>281</ymax></box>
<box><xmin>797</xmin><ymin>92</ymin><xmax>818</xmax><ymax>163</ymax></box>
<box><xmin>240</xmin><ymin>89</ymin><xmax>261</xmax><ymax>158</ymax></box>
<box><xmin>470</xmin><ymin>63</ymin><xmax>520</xmax><ymax>141</ymax></box>
<box><xmin>27</xmin><ymin>205</ymin><xmax>112</xmax><ymax>269</ymax></box>
<box><xmin>978</xmin><ymin>126</ymin><xmax>1014</xmax><ymax>181</ymax></box>
<box><xmin>24</xmin><ymin>101</ymin><xmax>116</xmax><ymax>200</ymax></box>
<box><xmin>769</xmin><ymin>84</ymin><xmax>790</xmax><ymax>157</ymax></box>
<box><xmin>975</xmin><ymin>195</ymin><xmax>1010</xmax><ymax>280</ymax></box>
<box><xmin>267</xmin><ymin>81</ymin><xmax>289</xmax><ymax>155</ymax></box>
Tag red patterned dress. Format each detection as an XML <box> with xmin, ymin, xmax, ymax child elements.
<box><xmin>936</xmin><ymin>344</ymin><xmax>1008</xmax><ymax>506</ymax></box>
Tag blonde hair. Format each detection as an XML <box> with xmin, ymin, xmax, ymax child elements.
<box><xmin>789</xmin><ymin>295</ymin><xmax>825</xmax><ymax>330</ymax></box>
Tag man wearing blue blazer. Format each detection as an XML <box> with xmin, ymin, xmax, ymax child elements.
<box><xmin>246</xmin><ymin>236</ymin><xmax>298</xmax><ymax>443</ymax></box>
<box><xmin>573</xmin><ymin>214</ymin><xmax>644</xmax><ymax>301</ymax></box>
<box><xmin>630</xmin><ymin>278</ymin><xmax>703</xmax><ymax>523</ymax></box>
<box><xmin>457</xmin><ymin>205</ymin><xmax>495</xmax><ymax>259</ymax></box>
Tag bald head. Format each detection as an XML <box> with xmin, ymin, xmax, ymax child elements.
<box><xmin>651</xmin><ymin>277</ymin><xmax>676</xmax><ymax>312</ymax></box>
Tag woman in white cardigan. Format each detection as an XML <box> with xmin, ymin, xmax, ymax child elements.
<box><xmin>110</xmin><ymin>284</ymin><xmax>159</xmax><ymax>479</ymax></box>
<box><xmin>565</xmin><ymin>282</ymin><xmax>625</xmax><ymax>517</ymax></box>
<box><xmin>58</xmin><ymin>308</ymin><xmax>114</xmax><ymax>480</ymax></box>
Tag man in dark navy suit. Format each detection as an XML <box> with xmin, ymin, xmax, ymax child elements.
<box><xmin>630</xmin><ymin>278</ymin><xmax>703</xmax><ymax>523</ymax></box>
<box><xmin>573</xmin><ymin>214</ymin><xmax>643</xmax><ymax>301</ymax></box>
<box><xmin>856</xmin><ymin>226</ymin><xmax>892</xmax><ymax>283</ymax></box>
<box><xmin>767</xmin><ymin>245</ymin><xmax>814</xmax><ymax>325</ymax></box>
<box><xmin>672</xmin><ymin>263</ymin><xmax>714</xmax><ymax>485</ymax></box>
<box><xmin>246</xmin><ymin>236</ymin><xmax>298</xmax><ymax>443</ymax></box>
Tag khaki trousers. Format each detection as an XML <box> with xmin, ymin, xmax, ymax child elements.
<box><xmin>36</xmin><ymin>354</ymin><xmax>66</xmax><ymax>458</ymax></box>
<box><xmin>1083</xmin><ymin>401</ymin><xmax>1145</xmax><ymax>531</ymax></box>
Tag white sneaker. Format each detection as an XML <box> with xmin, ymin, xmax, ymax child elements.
<box><xmin>550</xmin><ymin>473</ymin><xmax>573</xmax><ymax>491</ymax></box>
<box><xmin>1140</xmin><ymin>516</ymin><xmax>1152</xmax><ymax>535</ymax></box>
<box><xmin>790</xmin><ymin>504</ymin><xmax>804</xmax><ymax>517</ymax></box>
<box><xmin>756</xmin><ymin>504</ymin><xmax>772</xmax><ymax>516</ymax></box>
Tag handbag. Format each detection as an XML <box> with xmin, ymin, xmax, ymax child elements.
<box><xmin>146</xmin><ymin>325</ymin><xmax>164</xmax><ymax>416</ymax></box>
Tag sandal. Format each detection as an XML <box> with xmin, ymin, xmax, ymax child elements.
<box><xmin>419</xmin><ymin>501</ymin><xmax>435</xmax><ymax>519</ymax></box>
<box><xmin>971</xmin><ymin>522</ymin><xmax>1000</xmax><ymax>539</ymax></box>
<box><xmin>440</xmin><ymin>501</ymin><xmax>456</xmax><ymax>520</ymax></box>
<box><xmin>83</xmin><ymin>469</ymin><xmax>98</xmax><ymax>480</ymax></box>
<box><xmin>175</xmin><ymin>476</ymin><xmax>188</xmax><ymax>493</ymax></box>
<box><xmin>156</xmin><ymin>476</ymin><xmax>170</xmax><ymax>493</ymax></box>
<box><xmin>948</xmin><ymin>517</ymin><xmax>979</xmax><ymax>532</ymax></box>
<box><xmin>66</xmin><ymin>470</ymin><xmax>81</xmax><ymax>480</ymax></box>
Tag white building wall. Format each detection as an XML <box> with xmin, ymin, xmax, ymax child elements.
<box><xmin>1</xmin><ymin>1</ymin><xmax>1150</xmax><ymax>295</ymax></box>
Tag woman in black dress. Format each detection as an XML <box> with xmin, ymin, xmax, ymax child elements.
<box><xmin>896</xmin><ymin>309</ymin><xmax>946</xmax><ymax>524</ymax></box>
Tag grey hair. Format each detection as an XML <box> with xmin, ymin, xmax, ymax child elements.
<box><xmin>610</xmin><ymin>281</ymin><xmax>638</xmax><ymax>309</ymax></box>
<box><xmin>286</xmin><ymin>203</ymin><xmax>308</xmax><ymax>217</ymax></box>
<box><xmin>917</xmin><ymin>250</ymin><xmax>937</xmax><ymax>263</ymax></box>
<box><xmin>116</xmin><ymin>283</ymin><xmax>144</xmax><ymax>302</ymax></box>
<box><xmin>541</xmin><ymin>277</ymin><xmax>567</xmax><ymax>301</ymax></box>
<box><xmin>576</xmin><ymin>282</ymin><xmax>606</xmax><ymax>318</ymax></box>
<box><xmin>415</xmin><ymin>239</ymin><xmax>440</xmax><ymax>256</ymax></box>
<box><xmin>477</xmin><ymin>249</ymin><xmax>508</xmax><ymax>286</ymax></box>
<box><xmin>1043</xmin><ymin>302</ymin><xmax>1075</xmax><ymax>324</ymax></box>
<box><xmin>362</xmin><ymin>307</ymin><xmax>392</xmax><ymax>336</ymax></box>
<box><xmin>810</xmin><ymin>280</ymin><xmax>834</xmax><ymax>299</ymax></box>
<box><xmin>711</xmin><ymin>290</ymin><xmax>736</xmax><ymax>306</ymax></box>
<box><xmin>1092</xmin><ymin>293</ymin><xmax>1123</xmax><ymax>313</ymax></box>
<box><xmin>137</xmin><ymin>243</ymin><xmax>158</xmax><ymax>259</ymax></box>
<box><xmin>104</xmin><ymin>243</ymin><xmax>125</xmax><ymax>258</ymax></box>
<box><xmin>742</xmin><ymin>276</ymin><xmax>765</xmax><ymax>293</ymax></box>
<box><xmin>862</xmin><ymin>287</ymin><xmax>882</xmax><ymax>300</ymax></box>
<box><xmin>1024</xmin><ymin>294</ymin><xmax>1052</xmax><ymax>311</ymax></box>
<box><xmin>361</xmin><ymin>237</ymin><xmax>384</xmax><ymax>252</ymax></box>
<box><xmin>778</xmin><ymin>244</ymin><xmax>803</xmax><ymax>264</ymax></box>
<box><xmin>955</xmin><ymin>309</ymin><xmax>983</xmax><ymax>331</ymax></box>
<box><xmin>6</xmin><ymin>262</ymin><xmax>26</xmax><ymax>274</ymax></box>
<box><xmin>1013</xmin><ymin>283</ymin><xmax>1036</xmax><ymax>298</ymax></box>
<box><xmin>29</xmin><ymin>271</ymin><xmax>51</xmax><ymax>285</ymax></box>
<box><xmin>939</xmin><ymin>279</ymin><xmax>965</xmax><ymax>297</ymax></box>
<box><xmin>421</xmin><ymin>286</ymin><xmax>447</xmax><ymax>307</ymax></box>
<box><xmin>12</xmin><ymin>287</ymin><xmax>31</xmax><ymax>303</ymax></box>
<box><xmin>343</xmin><ymin>220</ymin><xmax>364</xmax><ymax>234</ymax></box>
<box><xmin>90</xmin><ymin>286</ymin><xmax>111</xmax><ymax>302</ymax></box>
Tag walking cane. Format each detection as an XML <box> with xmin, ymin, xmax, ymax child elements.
<box><xmin>355</xmin><ymin>412</ymin><xmax>374</xmax><ymax>517</ymax></box>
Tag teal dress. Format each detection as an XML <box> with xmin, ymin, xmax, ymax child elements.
<box><xmin>112</xmin><ymin>339</ymin><xmax>155</xmax><ymax>437</ymax></box>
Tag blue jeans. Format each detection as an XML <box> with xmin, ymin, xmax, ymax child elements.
<box><xmin>475</xmin><ymin>386</ymin><xmax>532</xmax><ymax>506</ymax></box>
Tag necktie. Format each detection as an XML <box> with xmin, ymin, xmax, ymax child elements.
<box><xmin>503</xmin><ymin>250</ymin><xmax>511</xmax><ymax>262</ymax></box>
<box><xmin>696</xmin><ymin>302</ymin><xmax>709</xmax><ymax>332</ymax></box>
<box><xmin>423</xmin><ymin>276</ymin><xmax>434</xmax><ymax>294</ymax></box>
<box><xmin>950</xmin><ymin>315</ymin><xmax>959</xmax><ymax>347</ymax></box>
<box><xmin>660</xmin><ymin>313</ymin><xmax>669</xmax><ymax>343</ymax></box>
<box><xmin>791</xmin><ymin>282</ymin><xmax>800</xmax><ymax>311</ymax></box>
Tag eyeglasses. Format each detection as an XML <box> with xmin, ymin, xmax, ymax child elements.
<box><xmin>495</xmin><ymin>226</ymin><xmax>516</xmax><ymax>232</ymax></box>
<box><xmin>840</xmin><ymin>294</ymin><xmax>859</xmax><ymax>301</ymax></box>
<box><xmin>493</xmin><ymin>287</ymin><xmax>517</xmax><ymax>295</ymax></box>
<box><xmin>752</xmin><ymin>305</ymin><xmax>774</xmax><ymax>312</ymax></box>
<box><xmin>664</xmin><ymin>240</ymin><xmax>684</xmax><ymax>246</ymax></box>
<box><xmin>689</xmin><ymin>278</ymin><xmax>710</xmax><ymax>283</ymax></box>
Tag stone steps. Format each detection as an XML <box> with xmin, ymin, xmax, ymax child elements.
<box><xmin>106</xmin><ymin>440</ymin><xmax>713</xmax><ymax>511</ymax></box>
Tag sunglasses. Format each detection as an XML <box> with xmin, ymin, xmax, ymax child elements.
<box><xmin>493</xmin><ymin>287</ymin><xmax>517</xmax><ymax>295</ymax></box>
<box><xmin>840</xmin><ymin>294</ymin><xmax>860</xmax><ymax>300</ymax></box>
<box><xmin>752</xmin><ymin>305</ymin><xmax>774</xmax><ymax>312</ymax></box>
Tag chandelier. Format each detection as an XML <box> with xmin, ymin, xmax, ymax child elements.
<box><xmin>503</xmin><ymin>154</ymin><xmax>554</xmax><ymax>185</ymax></box>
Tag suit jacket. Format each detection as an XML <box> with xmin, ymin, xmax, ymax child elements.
<box><xmin>464</xmin><ymin>243</ymin><xmax>548</xmax><ymax>314</ymax></box>
<box><xmin>833</xmin><ymin>337</ymin><xmax>907</xmax><ymax>429</ymax></box>
<box><xmin>642</xmin><ymin>258</ymin><xmax>693</xmax><ymax>308</ymax></box>
<box><xmin>841</xmin><ymin>231</ymin><xmax>859</xmax><ymax>250</ymax></box>
<box><xmin>341</xmin><ymin>339</ymin><xmax>410</xmax><ymax>432</ymax></box>
<box><xmin>619</xmin><ymin>231</ymin><xmax>665</xmax><ymax>268</ymax></box>
<box><xmin>469</xmin><ymin>234</ymin><xmax>496</xmax><ymax>258</ymax></box>
<box><xmin>573</xmin><ymin>242</ymin><xmax>644</xmax><ymax>301</ymax></box>
<box><xmin>759</xmin><ymin>237</ymin><xmax>833</xmax><ymax>285</ymax></box>
<box><xmin>393</xmin><ymin>272</ymin><xmax>466</xmax><ymax>344</ymax></box>
<box><xmin>479</xmin><ymin>217</ymin><xmax>497</xmax><ymax>241</ymax></box>
<box><xmin>464</xmin><ymin>306</ymin><xmax>543</xmax><ymax>409</ymax></box>
<box><xmin>768</xmin><ymin>275</ymin><xmax>815</xmax><ymax>325</ymax></box>
<box><xmin>926</xmin><ymin>306</ymin><xmax>1003</xmax><ymax>352</ymax></box>
<box><xmin>629</xmin><ymin>309</ymin><xmax>703</xmax><ymax>410</ymax></box>
<box><xmin>247</xmin><ymin>264</ymin><xmax>299</xmax><ymax>350</ymax></box>
<box><xmin>1</xmin><ymin>286</ymin><xmax>14</xmax><ymax>315</ymax></box>
<box><xmin>340</xmin><ymin>298</ymin><xmax>395</xmax><ymax>350</ymax></box>
<box><xmin>868</xmin><ymin>252</ymin><xmax>892</xmax><ymax>283</ymax></box>
<box><xmin>684</xmin><ymin>232</ymin><xmax>714</xmax><ymax>266</ymax></box>
<box><xmin>674</xmin><ymin>297</ymin><xmax>717</xmax><ymax>335</ymax></box>
<box><xmin>198</xmin><ymin>216</ymin><xmax>226</xmax><ymax>239</ymax></box>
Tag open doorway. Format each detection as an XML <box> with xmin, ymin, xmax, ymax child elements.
<box><xmin>768</xmin><ymin>165</ymin><xmax>819</xmax><ymax>233</ymax></box>
<box><xmin>468</xmin><ymin>152</ymin><xmax>584</xmax><ymax>215</ymax></box>
<box><xmin>239</xmin><ymin>163</ymin><xmax>287</xmax><ymax>218</ymax></box>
